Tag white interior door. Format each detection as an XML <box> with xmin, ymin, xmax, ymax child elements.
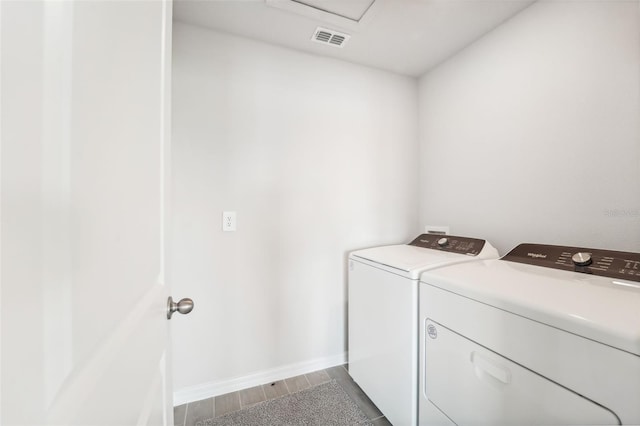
<box><xmin>1</xmin><ymin>1</ymin><xmax>174</xmax><ymax>424</ymax></box>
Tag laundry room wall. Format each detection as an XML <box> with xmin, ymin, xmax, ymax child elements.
<box><xmin>418</xmin><ymin>0</ymin><xmax>640</xmax><ymax>254</ymax></box>
<box><xmin>171</xmin><ymin>22</ymin><xmax>419</xmax><ymax>403</ymax></box>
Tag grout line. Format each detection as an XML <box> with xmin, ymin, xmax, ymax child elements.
<box><xmin>182</xmin><ymin>404</ymin><xmax>188</xmax><ymax>426</ymax></box>
<box><xmin>234</xmin><ymin>391</ymin><xmax>241</xmax><ymax>412</ymax></box>
<box><xmin>260</xmin><ymin>383</ymin><xmax>270</xmax><ymax>402</ymax></box>
<box><xmin>302</xmin><ymin>374</ymin><xmax>311</xmax><ymax>388</ymax></box>
<box><xmin>260</xmin><ymin>383</ymin><xmax>268</xmax><ymax>401</ymax></box>
<box><xmin>370</xmin><ymin>415</ymin><xmax>384</xmax><ymax>421</ymax></box>
<box><xmin>282</xmin><ymin>378</ymin><xmax>291</xmax><ymax>394</ymax></box>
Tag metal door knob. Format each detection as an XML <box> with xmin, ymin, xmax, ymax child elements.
<box><xmin>167</xmin><ymin>297</ymin><xmax>194</xmax><ymax>319</ymax></box>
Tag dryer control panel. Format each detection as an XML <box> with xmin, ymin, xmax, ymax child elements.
<box><xmin>409</xmin><ymin>234</ymin><xmax>486</xmax><ymax>256</ymax></box>
<box><xmin>502</xmin><ymin>243</ymin><xmax>640</xmax><ymax>283</ymax></box>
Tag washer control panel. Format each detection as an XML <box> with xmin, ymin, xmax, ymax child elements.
<box><xmin>502</xmin><ymin>243</ymin><xmax>640</xmax><ymax>282</ymax></box>
<box><xmin>409</xmin><ymin>234</ymin><xmax>486</xmax><ymax>256</ymax></box>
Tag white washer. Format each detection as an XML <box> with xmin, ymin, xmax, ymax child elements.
<box><xmin>348</xmin><ymin>234</ymin><xmax>498</xmax><ymax>426</ymax></box>
<box><xmin>419</xmin><ymin>243</ymin><xmax>640</xmax><ymax>425</ymax></box>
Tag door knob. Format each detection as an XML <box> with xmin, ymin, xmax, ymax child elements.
<box><xmin>167</xmin><ymin>297</ymin><xmax>194</xmax><ymax>319</ymax></box>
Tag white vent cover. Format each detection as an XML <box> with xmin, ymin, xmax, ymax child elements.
<box><xmin>311</xmin><ymin>27</ymin><xmax>350</xmax><ymax>48</ymax></box>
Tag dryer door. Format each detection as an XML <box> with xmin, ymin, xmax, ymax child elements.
<box><xmin>424</xmin><ymin>320</ymin><xmax>620</xmax><ymax>426</ymax></box>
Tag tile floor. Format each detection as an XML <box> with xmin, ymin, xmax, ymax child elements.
<box><xmin>174</xmin><ymin>364</ymin><xmax>392</xmax><ymax>426</ymax></box>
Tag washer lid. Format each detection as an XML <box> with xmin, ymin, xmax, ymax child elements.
<box><xmin>421</xmin><ymin>257</ymin><xmax>640</xmax><ymax>356</ymax></box>
<box><xmin>350</xmin><ymin>235</ymin><xmax>498</xmax><ymax>279</ymax></box>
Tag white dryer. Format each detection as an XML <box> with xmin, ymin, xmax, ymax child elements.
<box><xmin>419</xmin><ymin>243</ymin><xmax>640</xmax><ymax>425</ymax></box>
<box><xmin>349</xmin><ymin>234</ymin><xmax>498</xmax><ymax>426</ymax></box>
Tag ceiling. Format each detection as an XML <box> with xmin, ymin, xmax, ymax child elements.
<box><xmin>173</xmin><ymin>0</ymin><xmax>535</xmax><ymax>77</ymax></box>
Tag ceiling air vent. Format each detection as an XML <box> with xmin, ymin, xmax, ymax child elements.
<box><xmin>311</xmin><ymin>27</ymin><xmax>350</xmax><ymax>48</ymax></box>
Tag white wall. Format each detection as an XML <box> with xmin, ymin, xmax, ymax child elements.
<box><xmin>171</xmin><ymin>22</ymin><xmax>419</xmax><ymax>402</ymax></box>
<box><xmin>418</xmin><ymin>1</ymin><xmax>640</xmax><ymax>254</ymax></box>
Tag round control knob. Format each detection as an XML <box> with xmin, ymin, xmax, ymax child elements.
<box><xmin>571</xmin><ymin>252</ymin><xmax>592</xmax><ymax>267</ymax></box>
<box><xmin>437</xmin><ymin>237</ymin><xmax>449</xmax><ymax>247</ymax></box>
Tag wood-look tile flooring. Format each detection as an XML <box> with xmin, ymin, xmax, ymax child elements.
<box><xmin>174</xmin><ymin>364</ymin><xmax>392</xmax><ymax>426</ymax></box>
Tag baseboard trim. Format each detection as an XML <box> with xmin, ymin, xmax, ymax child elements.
<box><xmin>173</xmin><ymin>352</ymin><xmax>347</xmax><ymax>406</ymax></box>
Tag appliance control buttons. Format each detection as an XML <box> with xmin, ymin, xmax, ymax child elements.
<box><xmin>503</xmin><ymin>244</ymin><xmax>640</xmax><ymax>282</ymax></box>
<box><xmin>572</xmin><ymin>252</ymin><xmax>593</xmax><ymax>267</ymax></box>
<box><xmin>437</xmin><ymin>237</ymin><xmax>449</xmax><ymax>247</ymax></box>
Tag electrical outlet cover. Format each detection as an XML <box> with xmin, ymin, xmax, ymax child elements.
<box><xmin>223</xmin><ymin>211</ymin><xmax>236</xmax><ymax>232</ymax></box>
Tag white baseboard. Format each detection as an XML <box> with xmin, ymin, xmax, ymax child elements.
<box><xmin>173</xmin><ymin>352</ymin><xmax>347</xmax><ymax>406</ymax></box>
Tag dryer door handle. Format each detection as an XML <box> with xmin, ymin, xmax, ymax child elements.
<box><xmin>471</xmin><ymin>351</ymin><xmax>511</xmax><ymax>386</ymax></box>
